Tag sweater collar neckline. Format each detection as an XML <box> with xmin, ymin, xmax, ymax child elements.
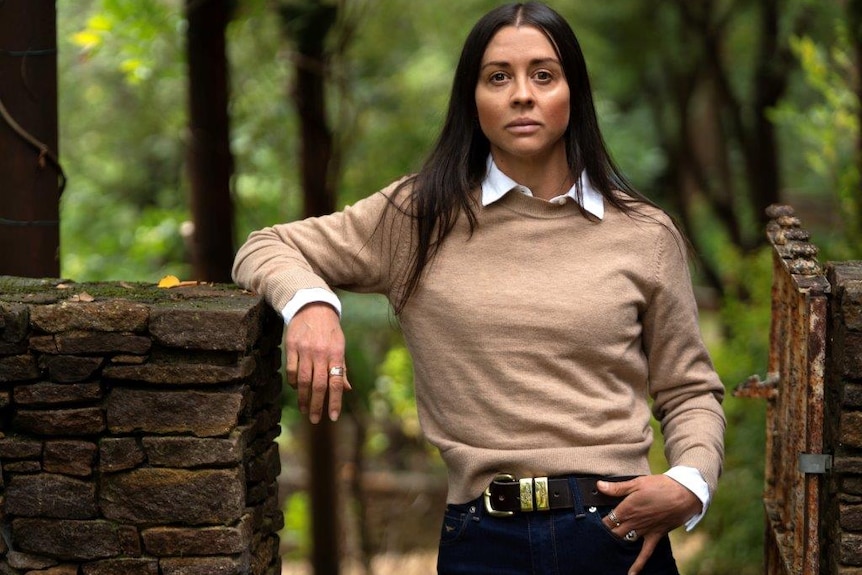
<box><xmin>480</xmin><ymin>156</ymin><xmax>604</xmax><ymax>220</ymax></box>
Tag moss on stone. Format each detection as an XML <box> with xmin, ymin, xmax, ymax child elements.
<box><xmin>0</xmin><ymin>276</ymin><xmax>258</xmax><ymax>310</ymax></box>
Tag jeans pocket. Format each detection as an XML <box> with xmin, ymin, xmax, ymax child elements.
<box><xmin>593</xmin><ymin>508</ymin><xmax>643</xmax><ymax>550</ymax></box>
<box><xmin>587</xmin><ymin>509</ymin><xmax>680</xmax><ymax>574</ymax></box>
<box><xmin>439</xmin><ymin>503</ymin><xmax>473</xmax><ymax>546</ymax></box>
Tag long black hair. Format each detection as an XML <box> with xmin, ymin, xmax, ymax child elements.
<box><xmin>389</xmin><ymin>1</ymin><xmax>659</xmax><ymax>313</ymax></box>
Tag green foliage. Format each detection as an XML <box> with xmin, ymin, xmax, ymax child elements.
<box><xmin>228</xmin><ymin>2</ymin><xmax>302</xmax><ymax>238</ymax></box>
<box><xmin>58</xmin><ymin>0</ymin><xmax>188</xmax><ymax>281</ymax></box>
<box><xmin>59</xmin><ymin>0</ymin><xmax>300</xmax><ymax>282</ymax></box>
<box><xmin>279</xmin><ymin>491</ymin><xmax>311</xmax><ymax>559</ymax></box>
<box><xmin>337</xmin><ymin>0</ymin><xmax>497</xmax><ymax>200</ymax></box>
<box><xmin>340</xmin><ymin>293</ymin><xmax>442</xmax><ymax>470</ymax></box>
<box><xmin>687</xmin><ymin>249</ymin><xmax>772</xmax><ymax>574</ymax></box>
<box><xmin>373</xmin><ymin>345</ymin><xmax>416</xmax><ymax>434</ymax></box>
<box><xmin>772</xmin><ymin>19</ymin><xmax>862</xmax><ymax>259</ymax></box>
<box><xmin>71</xmin><ymin>0</ymin><xmax>181</xmax><ymax>84</ymax></box>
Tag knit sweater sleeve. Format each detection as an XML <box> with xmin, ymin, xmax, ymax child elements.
<box><xmin>231</xmin><ymin>180</ymin><xmax>413</xmax><ymax>314</ymax></box>
<box><xmin>642</xmin><ymin>222</ymin><xmax>726</xmax><ymax>496</ymax></box>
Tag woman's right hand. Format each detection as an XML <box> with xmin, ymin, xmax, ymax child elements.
<box><xmin>284</xmin><ymin>303</ymin><xmax>351</xmax><ymax>423</ymax></box>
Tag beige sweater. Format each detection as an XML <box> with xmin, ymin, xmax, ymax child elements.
<box><xmin>232</xmin><ymin>180</ymin><xmax>726</xmax><ymax>504</ymax></box>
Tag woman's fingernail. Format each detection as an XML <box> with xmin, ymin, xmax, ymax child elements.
<box><xmin>310</xmin><ymin>413</ymin><xmax>320</xmax><ymax>424</ymax></box>
<box><xmin>330</xmin><ymin>410</ymin><xmax>339</xmax><ymax>422</ymax></box>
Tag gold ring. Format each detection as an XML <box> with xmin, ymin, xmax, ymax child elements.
<box><xmin>328</xmin><ymin>366</ymin><xmax>345</xmax><ymax>377</ymax></box>
<box><xmin>608</xmin><ymin>509</ymin><xmax>622</xmax><ymax>527</ymax></box>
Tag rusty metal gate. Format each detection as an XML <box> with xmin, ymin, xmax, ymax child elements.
<box><xmin>735</xmin><ymin>206</ymin><xmax>830</xmax><ymax>575</ymax></box>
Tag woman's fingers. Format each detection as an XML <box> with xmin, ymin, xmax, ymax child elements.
<box><xmin>598</xmin><ymin>475</ymin><xmax>702</xmax><ymax>575</ymax></box>
<box><xmin>283</xmin><ymin>303</ymin><xmax>349</xmax><ymax>423</ymax></box>
<box><xmin>629</xmin><ymin>533</ymin><xmax>661</xmax><ymax>575</ymax></box>
<box><xmin>324</xmin><ymin>365</ymin><xmax>350</xmax><ymax>422</ymax></box>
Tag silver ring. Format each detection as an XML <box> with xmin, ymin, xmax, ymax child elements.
<box><xmin>328</xmin><ymin>366</ymin><xmax>345</xmax><ymax>377</ymax></box>
<box><xmin>624</xmin><ymin>529</ymin><xmax>638</xmax><ymax>541</ymax></box>
<box><xmin>607</xmin><ymin>509</ymin><xmax>622</xmax><ymax>527</ymax></box>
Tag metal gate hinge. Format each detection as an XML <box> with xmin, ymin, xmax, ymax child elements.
<box><xmin>798</xmin><ymin>453</ymin><xmax>832</xmax><ymax>474</ymax></box>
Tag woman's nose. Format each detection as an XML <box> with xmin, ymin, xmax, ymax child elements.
<box><xmin>510</xmin><ymin>77</ymin><xmax>534</xmax><ymax>106</ymax></box>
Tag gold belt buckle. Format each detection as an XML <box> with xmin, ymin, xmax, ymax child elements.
<box><xmin>534</xmin><ymin>476</ymin><xmax>550</xmax><ymax>511</ymax></box>
<box><xmin>483</xmin><ymin>474</ymin><xmax>551</xmax><ymax>517</ymax></box>
<box><xmin>483</xmin><ymin>473</ymin><xmax>515</xmax><ymax>517</ymax></box>
<box><xmin>519</xmin><ymin>478</ymin><xmax>534</xmax><ymax>511</ymax></box>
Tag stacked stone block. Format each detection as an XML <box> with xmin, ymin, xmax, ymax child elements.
<box><xmin>0</xmin><ymin>278</ymin><xmax>284</xmax><ymax>575</ymax></box>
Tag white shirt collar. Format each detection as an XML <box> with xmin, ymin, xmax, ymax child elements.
<box><xmin>480</xmin><ymin>156</ymin><xmax>604</xmax><ymax>219</ymax></box>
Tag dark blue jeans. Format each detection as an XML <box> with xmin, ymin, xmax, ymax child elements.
<box><xmin>437</xmin><ymin>497</ymin><xmax>680</xmax><ymax>575</ymax></box>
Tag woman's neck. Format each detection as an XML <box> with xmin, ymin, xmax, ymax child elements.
<box><xmin>492</xmin><ymin>148</ymin><xmax>574</xmax><ymax>200</ymax></box>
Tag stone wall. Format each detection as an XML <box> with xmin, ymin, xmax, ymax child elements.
<box><xmin>826</xmin><ymin>262</ymin><xmax>862</xmax><ymax>574</ymax></box>
<box><xmin>0</xmin><ymin>277</ymin><xmax>284</xmax><ymax>575</ymax></box>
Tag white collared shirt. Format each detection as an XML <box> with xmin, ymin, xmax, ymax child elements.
<box><xmin>481</xmin><ymin>155</ymin><xmax>605</xmax><ymax>218</ymax></box>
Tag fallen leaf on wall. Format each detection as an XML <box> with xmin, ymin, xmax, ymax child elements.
<box><xmin>158</xmin><ymin>275</ymin><xmax>181</xmax><ymax>288</ymax></box>
<box><xmin>69</xmin><ymin>292</ymin><xmax>95</xmax><ymax>303</ymax></box>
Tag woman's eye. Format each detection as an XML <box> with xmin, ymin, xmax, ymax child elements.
<box><xmin>534</xmin><ymin>70</ymin><xmax>553</xmax><ymax>82</ymax></box>
<box><xmin>490</xmin><ymin>72</ymin><xmax>508</xmax><ymax>84</ymax></box>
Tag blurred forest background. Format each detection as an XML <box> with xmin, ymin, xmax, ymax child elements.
<box><xmin>51</xmin><ymin>0</ymin><xmax>862</xmax><ymax>573</ymax></box>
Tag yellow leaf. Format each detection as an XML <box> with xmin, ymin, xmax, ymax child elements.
<box><xmin>72</xmin><ymin>31</ymin><xmax>101</xmax><ymax>49</ymax></box>
<box><xmin>158</xmin><ymin>275</ymin><xmax>180</xmax><ymax>288</ymax></box>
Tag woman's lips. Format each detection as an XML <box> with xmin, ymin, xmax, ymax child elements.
<box><xmin>505</xmin><ymin>118</ymin><xmax>541</xmax><ymax>134</ymax></box>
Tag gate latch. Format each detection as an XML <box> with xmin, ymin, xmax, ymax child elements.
<box><xmin>798</xmin><ymin>453</ymin><xmax>832</xmax><ymax>474</ymax></box>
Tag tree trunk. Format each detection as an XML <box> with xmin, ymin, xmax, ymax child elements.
<box><xmin>750</xmin><ymin>0</ymin><xmax>785</xmax><ymax>229</ymax></box>
<box><xmin>279</xmin><ymin>2</ymin><xmax>341</xmax><ymax>574</ymax></box>
<box><xmin>291</xmin><ymin>4</ymin><xmax>338</xmax><ymax>219</ymax></box>
<box><xmin>186</xmin><ymin>0</ymin><xmax>235</xmax><ymax>283</ymax></box>
<box><xmin>0</xmin><ymin>1</ymin><xmax>61</xmax><ymax>278</ymax></box>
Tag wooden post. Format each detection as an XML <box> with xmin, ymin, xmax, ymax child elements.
<box><xmin>0</xmin><ymin>1</ymin><xmax>61</xmax><ymax>277</ymax></box>
<box><xmin>279</xmin><ymin>1</ymin><xmax>342</xmax><ymax>573</ymax></box>
<box><xmin>297</xmin><ymin>12</ymin><xmax>342</xmax><ymax>575</ymax></box>
<box><xmin>186</xmin><ymin>0</ymin><xmax>236</xmax><ymax>283</ymax></box>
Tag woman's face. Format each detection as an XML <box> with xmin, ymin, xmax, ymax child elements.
<box><xmin>475</xmin><ymin>25</ymin><xmax>570</xmax><ymax>168</ymax></box>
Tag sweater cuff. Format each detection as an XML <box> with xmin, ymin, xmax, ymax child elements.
<box><xmin>664</xmin><ymin>466</ymin><xmax>710</xmax><ymax>531</ymax></box>
<box><xmin>281</xmin><ymin>288</ymin><xmax>342</xmax><ymax>325</ymax></box>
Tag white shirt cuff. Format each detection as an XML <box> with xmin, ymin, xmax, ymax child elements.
<box><xmin>280</xmin><ymin>288</ymin><xmax>342</xmax><ymax>324</ymax></box>
<box><xmin>664</xmin><ymin>465</ymin><xmax>711</xmax><ymax>531</ymax></box>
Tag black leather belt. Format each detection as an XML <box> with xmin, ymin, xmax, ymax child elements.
<box><xmin>484</xmin><ymin>474</ymin><xmax>635</xmax><ymax>517</ymax></box>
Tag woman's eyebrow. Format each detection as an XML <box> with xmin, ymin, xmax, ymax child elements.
<box><xmin>480</xmin><ymin>57</ymin><xmax>561</xmax><ymax>70</ymax></box>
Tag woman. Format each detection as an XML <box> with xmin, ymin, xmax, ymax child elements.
<box><xmin>232</xmin><ymin>2</ymin><xmax>725</xmax><ymax>574</ymax></box>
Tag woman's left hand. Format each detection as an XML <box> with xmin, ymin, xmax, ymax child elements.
<box><xmin>597</xmin><ymin>474</ymin><xmax>701</xmax><ymax>575</ymax></box>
